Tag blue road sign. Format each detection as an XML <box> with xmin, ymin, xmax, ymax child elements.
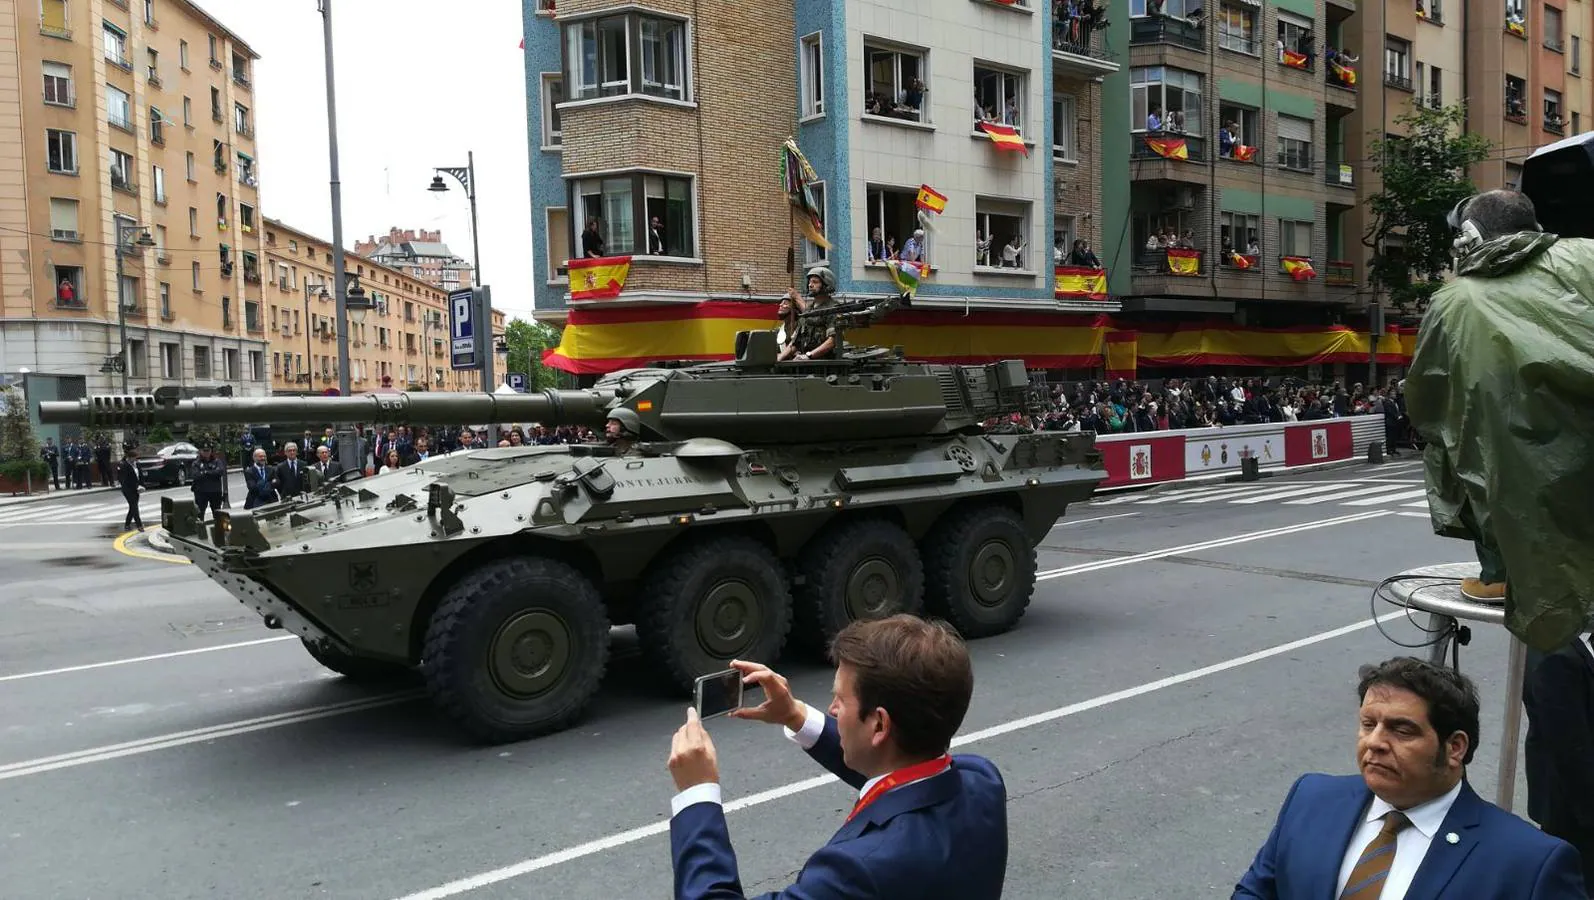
<box><xmin>505</xmin><ymin>372</ymin><xmax>528</xmax><ymax>392</ymax></box>
<box><xmin>450</xmin><ymin>288</ymin><xmax>477</xmax><ymax>370</ymax></box>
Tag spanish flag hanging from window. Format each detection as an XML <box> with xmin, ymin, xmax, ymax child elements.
<box><xmin>1282</xmin><ymin>257</ymin><xmax>1317</xmax><ymax>281</ymax></box>
<box><xmin>978</xmin><ymin>121</ymin><xmax>1030</xmax><ymax>156</ymax></box>
<box><xmin>916</xmin><ymin>184</ymin><xmax>948</xmax><ymax>214</ymax></box>
<box><xmin>568</xmin><ymin>256</ymin><xmax>632</xmax><ymax>300</ymax></box>
<box><xmin>1145</xmin><ymin>136</ymin><xmax>1189</xmax><ymax>160</ymax></box>
<box><xmin>1331</xmin><ymin>61</ymin><xmax>1356</xmax><ymax>85</ymax></box>
<box><xmin>1229</xmin><ymin>251</ymin><xmax>1254</xmax><ymax>270</ymax></box>
<box><xmin>1166</xmin><ymin>248</ymin><xmax>1201</xmax><ymax>276</ymax></box>
<box><xmin>1232</xmin><ymin>144</ymin><xmax>1257</xmax><ymax>162</ymax></box>
<box><xmin>1281</xmin><ymin>49</ymin><xmax>1309</xmax><ymax>69</ymax></box>
<box><xmin>1507</xmin><ymin>17</ymin><xmax>1526</xmax><ymax>36</ymax></box>
<box><xmin>1054</xmin><ymin>267</ymin><xmax>1108</xmax><ymax>300</ymax></box>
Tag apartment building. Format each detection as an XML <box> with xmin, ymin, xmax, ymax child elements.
<box><xmin>523</xmin><ymin>0</ymin><xmax>1117</xmax><ymax>375</ymax></box>
<box><xmin>353</xmin><ymin>227</ymin><xmax>474</xmax><ymax>292</ymax></box>
<box><xmin>262</xmin><ymin>219</ymin><xmax>506</xmax><ymax>395</ymax></box>
<box><xmin>0</xmin><ymin>0</ymin><xmax>270</xmax><ymax>401</ymax></box>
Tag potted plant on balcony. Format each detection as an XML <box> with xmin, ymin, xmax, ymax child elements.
<box><xmin>0</xmin><ymin>384</ymin><xmax>48</xmax><ymax>495</ymax></box>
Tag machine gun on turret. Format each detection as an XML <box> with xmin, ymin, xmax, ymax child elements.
<box><xmin>796</xmin><ymin>291</ymin><xmax>912</xmax><ymax>354</ymax></box>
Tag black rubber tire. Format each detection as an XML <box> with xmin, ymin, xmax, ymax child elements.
<box><xmin>637</xmin><ymin>535</ymin><xmax>794</xmax><ymax>693</ymax></box>
<box><xmin>794</xmin><ymin>518</ymin><xmax>925</xmax><ymax>651</ymax></box>
<box><xmin>420</xmin><ymin>556</ymin><xmax>610</xmax><ymax>743</ymax></box>
<box><xmin>921</xmin><ymin>505</ymin><xmax>1037</xmax><ymax>639</ymax></box>
<box><xmin>300</xmin><ymin>638</ymin><xmax>416</xmax><ymax>683</ymax></box>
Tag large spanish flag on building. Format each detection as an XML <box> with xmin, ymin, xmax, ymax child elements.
<box><xmin>1134</xmin><ymin>323</ymin><xmax>1413</xmax><ymax>368</ymax></box>
<box><xmin>1054</xmin><ymin>267</ymin><xmax>1108</xmax><ymax>300</ymax></box>
<box><xmin>567</xmin><ymin>256</ymin><xmax>632</xmax><ymax>300</ymax></box>
<box><xmin>1166</xmin><ymin>248</ymin><xmax>1201</xmax><ymax>275</ymax></box>
<box><xmin>1281</xmin><ymin>257</ymin><xmax>1317</xmax><ymax>281</ymax></box>
<box><xmin>1145</xmin><ymin>136</ymin><xmax>1189</xmax><ymax>160</ymax></box>
<box><xmin>977</xmin><ymin>121</ymin><xmax>1030</xmax><ymax>156</ymax></box>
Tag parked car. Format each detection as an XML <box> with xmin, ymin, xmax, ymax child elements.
<box><xmin>133</xmin><ymin>441</ymin><xmax>199</xmax><ymax>487</ymax></box>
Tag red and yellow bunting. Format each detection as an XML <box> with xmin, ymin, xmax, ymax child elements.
<box><xmin>1145</xmin><ymin>136</ymin><xmax>1189</xmax><ymax>160</ymax></box>
<box><xmin>1054</xmin><ymin>266</ymin><xmax>1108</xmax><ymax>301</ymax></box>
<box><xmin>567</xmin><ymin>256</ymin><xmax>632</xmax><ymax>300</ymax></box>
<box><xmin>978</xmin><ymin>121</ymin><xmax>1030</xmax><ymax>156</ymax></box>
<box><xmin>1166</xmin><ymin>248</ymin><xmax>1201</xmax><ymax>276</ymax></box>
<box><xmin>1281</xmin><ymin>257</ymin><xmax>1317</xmax><ymax>281</ymax></box>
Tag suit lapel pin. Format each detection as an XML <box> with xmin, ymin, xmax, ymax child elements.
<box><xmin>1445</xmin><ymin>832</ymin><xmax>1460</xmax><ymax>844</ymax></box>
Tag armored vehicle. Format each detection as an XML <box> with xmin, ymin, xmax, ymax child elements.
<box><xmin>42</xmin><ymin>322</ymin><xmax>1105</xmax><ymax>744</ymax></box>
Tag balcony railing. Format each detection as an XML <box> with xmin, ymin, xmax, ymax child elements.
<box><xmin>1544</xmin><ymin>116</ymin><xmax>1566</xmax><ymax>134</ymax></box>
<box><xmin>1384</xmin><ymin>72</ymin><xmax>1413</xmax><ymax>91</ymax></box>
<box><xmin>1325</xmin><ymin>160</ymin><xmax>1355</xmax><ymax>187</ymax></box>
<box><xmin>108</xmin><ymin>111</ymin><xmax>133</xmax><ymax>131</ymax></box>
<box><xmin>1130</xmin><ymin>131</ymin><xmax>1207</xmax><ymax>162</ymax></box>
<box><xmin>1325</xmin><ymin>260</ymin><xmax>1355</xmax><ymax>285</ymax></box>
<box><xmin>1130</xmin><ymin>16</ymin><xmax>1206</xmax><ymax>52</ymax></box>
<box><xmin>39</xmin><ymin>23</ymin><xmax>72</xmax><ymax>39</ymax></box>
<box><xmin>1052</xmin><ymin>24</ymin><xmax>1113</xmax><ymax>63</ymax></box>
<box><xmin>232</xmin><ymin>70</ymin><xmax>251</xmax><ymax>89</ymax></box>
<box><xmin>104</xmin><ymin>50</ymin><xmax>131</xmax><ymax>71</ymax></box>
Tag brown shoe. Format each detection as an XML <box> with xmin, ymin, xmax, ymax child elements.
<box><xmin>1460</xmin><ymin>578</ymin><xmax>1506</xmax><ymax>602</ymax></box>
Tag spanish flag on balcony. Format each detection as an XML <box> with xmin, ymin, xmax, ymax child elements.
<box><xmin>1507</xmin><ymin>17</ymin><xmax>1525</xmax><ymax>36</ymax></box>
<box><xmin>1145</xmin><ymin>136</ymin><xmax>1189</xmax><ymax>160</ymax></box>
<box><xmin>1167</xmin><ymin>248</ymin><xmax>1201</xmax><ymax>276</ymax></box>
<box><xmin>1281</xmin><ymin>49</ymin><xmax>1309</xmax><ymax>69</ymax></box>
<box><xmin>568</xmin><ymin>255</ymin><xmax>632</xmax><ymax>300</ymax></box>
<box><xmin>916</xmin><ymin>184</ymin><xmax>948</xmax><ymax>214</ymax></box>
<box><xmin>887</xmin><ymin>259</ymin><xmax>929</xmax><ymax>295</ymax></box>
<box><xmin>1281</xmin><ymin>256</ymin><xmax>1317</xmax><ymax>281</ymax></box>
<box><xmin>1331</xmin><ymin>61</ymin><xmax>1356</xmax><ymax>85</ymax></box>
<box><xmin>1229</xmin><ymin>251</ymin><xmax>1254</xmax><ymax>270</ymax></box>
<box><xmin>978</xmin><ymin>121</ymin><xmax>1029</xmax><ymax>156</ymax></box>
<box><xmin>1055</xmin><ymin>267</ymin><xmax>1108</xmax><ymax>300</ymax></box>
<box><xmin>1233</xmin><ymin>144</ymin><xmax>1257</xmax><ymax>162</ymax></box>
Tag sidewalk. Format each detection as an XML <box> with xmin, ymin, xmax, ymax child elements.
<box><xmin>0</xmin><ymin>482</ymin><xmax>122</xmax><ymax>506</ymax></box>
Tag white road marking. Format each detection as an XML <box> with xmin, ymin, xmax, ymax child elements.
<box><xmin>0</xmin><ymin>691</ymin><xmax>424</xmax><ymax>781</ymax></box>
<box><xmin>1050</xmin><ymin>512</ymin><xmax>1140</xmax><ymax>528</ymax></box>
<box><xmin>0</xmin><ymin>635</ymin><xmax>297</xmax><ymax>683</ymax></box>
<box><xmin>1341</xmin><ymin>488</ymin><xmax>1428</xmax><ymax>506</ymax></box>
<box><xmin>1282</xmin><ymin>483</ymin><xmax>1422</xmax><ymax>505</ymax></box>
<box><xmin>1131</xmin><ymin>484</ymin><xmax>1271</xmax><ymax>504</ymax></box>
<box><xmin>1229</xmin><ymin>483</ymin><xmax>1358</xmax><ymax>504</ymax></box>
<box><xmin>391</xmin><ymin>610</ymin><xmax>1413</xmax><ymax>900</ymax></box>
<box><xmin>1035</xmin><ymin>510</ymin><xmax>1390</xmax><ymax>581</ymax></box>
<box><xmin>1396</xmin><ymin>511</ymin><xmax>1432</xmax><ymax>519</ymax></box>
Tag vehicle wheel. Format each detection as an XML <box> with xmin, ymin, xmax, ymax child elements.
<box><xmin>301</xmin><ymin>637</ymin><xmax>415</xmax><ymax>683</ymax></box>
<box><xmin>794</xmin><ymin>518</ymin><xmax>924</xmax><ymax>651</ymax></box>
<box><xmin>421</xmin><ymin>556</ymin><xmax>610</xmax><ymax>743</ymax></box>
<box><xmin>177</xmin><ymin>465</ymin><xmax>189</xmax><ymax>486</ymax></box>
<box><xmin>637</xmin><ymin>535</ymin><xmax>793</xmax><ymax>693</ymax></box>
<box><xmin>921</xmin><ymin>505</ymin><xmax>1036</xmax><ymax>639</ymax></box>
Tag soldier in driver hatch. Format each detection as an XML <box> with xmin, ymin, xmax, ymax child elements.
<box><xmin>605</xmin><ymin>408</ymin><xmax>644</xmax><ymax>456</ymax></box>
<box><xmin>777</xmin><ymin>265</ymin><xmax>839</xmax><ymax>362</ymax></box>
<box><xmin>189</xmin><ymin>441</ymin><xmax>228</xmax><ymax>522</ymax></box>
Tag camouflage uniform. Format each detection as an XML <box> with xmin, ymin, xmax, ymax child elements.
<box><xmin>792</xmin><ymin>297</ymin><xmax>838</xmax><ymax>358</ymax></box>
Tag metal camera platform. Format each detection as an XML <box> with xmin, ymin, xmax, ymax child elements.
<box><xmin>1376</xmin><ymin>562</ymin><xmax>1525</xmax><ymax>810</ymax></box>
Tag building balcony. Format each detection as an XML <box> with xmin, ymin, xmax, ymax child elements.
<box><xmin>1052</xmin><ymin>25</ymin><xmax>1119</xmax><ymax>74</ymax></box>
<box><xmin>1325</xmin><ymin>260</ymin><xmax>1355</xmax><ymax>286</ymax></box>
<box><xmin>1129</xmin><ymin>132</ymin><xmax>1208</xmax><ymax>184</ymax></box>
<box><xmin>1327</xmin><ymin>0</ymin><xmax>1355</xmax><ymax>13</ymax></box>
<box><xmin>1130</xmin><ymin>16</ymin><xmax>1205</xmax><ymax>52</ymax></box>
<box><xmin>1384</xmin><ymin>72</ymin><xmax>1413</xmax><ymax>92</ymax></box>
<box><xmin>1324</xmin><ymin>161</ymin><xmax>1355</xmax><ymax>193</ymax></box>
<box><xmin>1325</xmin><ymin>67</ymin><xmax>1358</xmax><ymax>109</ymax></box>
<box><xmin>1544</xmin><ymin>115</ymin><xmax>1567</xmax><ymax>135</ymax></box>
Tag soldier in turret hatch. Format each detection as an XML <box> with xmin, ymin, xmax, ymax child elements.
<box><xmin>777</xmin><ymin>265</ymin><xmax>839</xmax><ymax>362</ymax></box>
<box><xmin>605</xmin><ymin>408</ymin><xmax>645</xmax><ymax>457</ymax></box>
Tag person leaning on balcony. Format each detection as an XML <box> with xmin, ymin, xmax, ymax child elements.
<box><xmin>1405</xmin><ymin>189</ymin><xmax>1594</xmax><ymax>641</ymax></box>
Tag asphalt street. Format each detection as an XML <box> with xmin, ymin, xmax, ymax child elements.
<box><xmin>0</xmin><ymin>457</ymin><xmax>1531</xmax><ymax>900</ymax></box>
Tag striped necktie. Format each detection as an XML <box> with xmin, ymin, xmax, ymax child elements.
<box><xmin>1339</xmin><ymin>811</ymin><xmax>1412</xmax><ymax>900</ymax></box>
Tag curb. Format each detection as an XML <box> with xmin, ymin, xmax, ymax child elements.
<box><xmin>0</xmin><ymin>484</ymin><xmax>123</xmax><ymax>506</ymax></box>
<box><xmin>112</xmin><ymin>527</ymin><xmax>190</xmax><ymax>565</ymax></box>
<box><xmin>147</xmin><ymin>528</ymin><xmax>174</xmax><ymax>552</ymax></box>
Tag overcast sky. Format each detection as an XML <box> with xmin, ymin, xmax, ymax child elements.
<box><xmin>199</xmin><ymin>0</ymin><xmax>537</xmax><ymax>322</ymax></box>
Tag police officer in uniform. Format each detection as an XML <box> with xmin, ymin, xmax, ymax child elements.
<box><xmin>189</xmin><ymin>441</ymin><xmax>228</xmax><ymax>522</ymax></box>
<box><xmin>605</xmin><ymin>409</ymin><xmax>645</xmax><ymax>456</ymax></box>
<box><xmin>778</xmin><ymin>266</ymin><xmax>840</xmax><ymax>362</ymax></box>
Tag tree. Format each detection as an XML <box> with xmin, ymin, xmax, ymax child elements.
<box><xmin>1363</xmin><ymin>101</ymin><xmax>1493</xmax><ymax>315</ymax></box>
<box><xmin>502</xmin><ymin>317</ymin><xmax>566</xmax><ymax>390</ymax></box>
<box><xmin>0</xmin><ymin>383</ymin><xmax>46</xmax><ymax>483</ymax></box>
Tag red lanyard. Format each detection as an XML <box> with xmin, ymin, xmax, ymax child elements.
<box><xmin>846</xmin><ymin>755</ymin><xmax>952</xmax><ymax>822</ymax></box>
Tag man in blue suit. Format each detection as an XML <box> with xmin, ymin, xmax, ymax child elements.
<box><xmin>1234</xmin><ymin>657</ymin><xmax>1586</xmax><ymax>899</ymax></box>
<box><xmin>666</xmin><ymin>614</ymin><xmax>1007</xmax><ymax>899</ymax></box>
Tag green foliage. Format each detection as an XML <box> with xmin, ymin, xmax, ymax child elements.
<box><xmin>503</xmin><ymin>318</ymin><xmax>566</xmax><ymax>390</ymax></box>
<box><xmin>148</xmin><ymin>424</ymin><xmax>174</xmax><ymax>444</ymax></box>
<box><xmin>1363</xmin><ymin>102</ymin><xmax>1493</xmax><ymax>314</ymax></box>
<box><xmin>0</xmin><ymin>384</ymin><xmax>41</xmax><ymax>465</ymax></box>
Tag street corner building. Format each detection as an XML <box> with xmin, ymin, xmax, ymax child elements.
<box><xmin>518</xmin><ymin>0</ymin><xmax>1592</xmax><ymax>381</ymax></box>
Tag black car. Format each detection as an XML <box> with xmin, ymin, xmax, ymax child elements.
<box><xmin>133</xmin><ymin>441</ymin><xmax>199</xmax><ymax>487</ymax></box>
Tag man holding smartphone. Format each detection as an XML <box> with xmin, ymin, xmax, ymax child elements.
<box><xmin>665</xmin><ymin>614</ymin><xmax>1008</xmax><ymax>899</ymax></box>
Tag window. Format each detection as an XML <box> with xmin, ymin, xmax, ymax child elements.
<box><xmin>153</xmin><ymin>224</ymin><xmax>166</xmax><ymax>257</ymax></box>
<box><xmin>107</xmin><ymin>85</ymin><xmax>131</xmax><ymax>130</ymax></box>
<box><xmin>188</xmin><ymin>207</ymin><xmax>197</xmax><ymax>236</ymax></box>
<box><xmin>1277</xmin><ymin>12</ymin><xmax>1313</xmax><ymax>65</ymax></box>
<box><xmin>973</xmin><ymin>64</ymin><xmax>1025</xmax><ymax>132</ymax></box>
<box><xmin>49</xmin><ymin>198</ymin><xmax>79</xmax><ymax>240</ymax></box>
<box><xmin>161</xmin><ymin>284</ymin><xmax>173</xmax><ymax>319</ymax></box>
<box><xmin>179</xmin><ymin>39</ymin><xmax>188</xmax><ymax>69</ymax></box>
<box><xmin>545</xmin><ymin>207</ymin><xmax>570</xmax><ymax>279</ymax></box>
<box><xmin>43</xmin><ymin>62</ymin><xmax>72</xmax><ymax>106</ymax></box>
<box><xmin>234</xmin><ymin>103</ymin><xmax>249</xmax><ymax>135</ymax></box>
<box><xmin>1544</xmin><ymin>87</ymin><xmax>1564</xmax><ymax>130</ymax></box>
<box><xmin>1575</xmin><ymin>111</ymin><xmax>1583</xmax><ymax>133</ymax></box>
<box><xmin>185</xmin><ymin>151</ymin><xmax>195</xmax><ymax>181</ymax></box>
<box><xmin>103</xmin><ymin>22</ymin><xmax>128</xmax><ymax>68</ymax></box>
<box><xmin>41</xmin><ymin>0</ymin><xmax>67</xmax><ymax>34</ymax></box>
<box><xmin>864</xmin><ymin>43</ymin><xmax>927</xmax><ymax>123</ymax></box>
<box><xmin>182</xmin><ymin>96</ymin><xmax>191</xmax><ymax>125</ymax></box>
<box><xmin>110</xmin><ymin>149</ymin><xmax>133</xmax><ymax>190</ymax></box>
<box><xmin>150</xmin><ymin>106</ymin><xmax>164</xmax><ymax>143</ymax></box>
<box><xmin>193</xmin><ymin>345</ymin><xmax>209</xmax><ymax>378</ymax></box>
<box><xmin>208</xmin><ymin>34</ymin><xmax>218</xmax><ymax>64</ymax></box>
<box><xmin>1506</xmin><ymin>75</ymin><xmax>1527</xmax><ymax>118</ymax></box>
<box><xmin>1276</xmin><ymin>115</ymin><xmax>1313</xmax><ymax>170</ymax></box>
<box><xmin>1218</xmin><ymin>3</ymin><xmax>1259</xmax><ymax>55</ymax></box>
<box><xmin>800</xmin><ymin>34</ymin><xmax>823</xmax><ymax>118</ymax></box>
<box><xmin>1545</xmin><ymin>5</ymin><xmax>1563</xmax><ymax>50</ymax></box>
<box><xmin>160</xmin><ymin>342</ymin><xmax>179</xmax><ymax>379</ymax></box>
<box><xmin>210</xmin><ymin>86</ymin><xmax>220</xmax><ymax>119</ymax></box>
<box><xmin>865</xmin><ymin>185</ymin><xmax>929</xmax><ymax>263</ymax></box>
<box><xmin>1217</xmin><ymin>104</ymin><xmax>1259</xmax><ymax>158</ymax></box>
<box><xmin>151</xmin><ymin>164</ymin><xmax>165</xmax><ymax>202</ymax></box>
<box><xmin>570</xmin><ymin>171</ymin><xmax>695</xmax><ymax>258</ymax></box>
<box><xmin>1280</xmin><ymin>219</ymin><xmax>1313</xmax><ymax>258</ymax></box>
<box><xmin>1053</xmin><ymin>215</ymin><xmax>1076</xmax><ymax>261</ymax></box>
<box><xmin>146</xmin><ymin>47</ymin><xmax>159</xmax><ymax>83</ymax></box>
<box><xmin>145</xmin><ymin>0</ymin><xmax>155</xmax><ymax>26</ymax></box>
<box><xmin>1427</xmin><ymin>64</ymin><xmax>1443</xmax><ymax>107</ymax></box>
<box><xmin>46</xmin><ymin>129</ymin><xmax>76</xmax><ymax>172</ymax></box>
<box><xmin>975</xmin><ymin>198</ymin><xmax>1031</xmax><ymax>270</ymax></box>
<box><xmin>1219</xmin><ymin>212</ymin><xmax>1260</xmax><ymax>257</ymax></box>
<box><xmin>1131</xmin><ymin>66</ymin><xmax>1203</xmax><ymax>134</ymax></box>
<box><xmin>1573</xmin><ymin>36</ymin><xmax>1582</xmax><ymax>74</ymax></box>
<box><xmin>804</xmin><ymin>181</ymin><xmax>828</xmax><ymax>265</ymax></box>
<box><xmin>1130</xmin><ymin>0</ymin><xmax>1197</xmax><ymax>15</ymax></box>
<box><xmin>192</xmin><ymin>260</ymin><xmax>202</xmax><ymax>290</ymax></box>
<box><xmin>53</xmin><ymin>265</ymin><xmax>84</xmax><ymax>308</ymax></box>
<box><xmin>541</xmin><ymin>74</ymin><xmax>563</xmax><ymax>147</ymax></box>
<box><xmin>1053</xmin><ymin>94</ymin><xmax>1076</xmax><ymax>159</ymax></box>
<box><xmin>563</xmin><ymin>13</ymin><xmax>688</xmax><ymax>102</ymax></box>
<box><xmin>127</xmin><ymin>340</ymin><xmax>146</xmax><ymax>377</ymax></box>
<box><xmin>1385</xmin><ymin>37</ymin><xmax>1411</xmax><ymax>88</ymax></box>
<box><xmin>122</xmin><ymin>275</ymin><xmax>140</xmax><ymax>313</ymax></box>
<box><xmin>240</xmin><ymin>204</ymin><xmax>255</xmax><ymax>231</ymax></box>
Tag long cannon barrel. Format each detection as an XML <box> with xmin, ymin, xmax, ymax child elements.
<box><xmin>37</xmin><ymin>389</ymin><xmax>618</xmax><ymax>429</ymax></box>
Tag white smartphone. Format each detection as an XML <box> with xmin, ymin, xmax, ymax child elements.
<box><xmin>694</xmin><ymin>668</ymin><xmax>744</xmax><ymax>720</ymax></box>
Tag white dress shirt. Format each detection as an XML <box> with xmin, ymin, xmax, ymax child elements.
<box><xmin>1334</xmin><ymin>779</ymin><xmax>1464</xmax><ymax>900</ymax></box>
<box><xmin>1580</xmin><ymin>632</ymin><xmax>1592</xmax><ymax>656</ymax></box>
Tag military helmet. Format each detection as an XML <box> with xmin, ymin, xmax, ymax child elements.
<box><xmin>805</xmin><ymin>265</ymin><xmax>836</xmax><ymax>296</ymax></box>
<box><xmin>607</xmin><ymin>407</ymin><xmax>642</xmax><ymax>438</ymax></box>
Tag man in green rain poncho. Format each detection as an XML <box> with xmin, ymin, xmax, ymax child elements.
<box><xmin>1405</xmin><ymin>188</ymin><xmax>1594</xmax><ymax>653</ymax></box>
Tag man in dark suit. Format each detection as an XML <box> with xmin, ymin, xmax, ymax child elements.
<box><xmin>666</xmin><ymin>614</ymin><xmax>1007</xmax><ymax>899</ymax></box>
<box><xmin>242</xmin><ymin>447</ymin><xmax>277</xmax><ymax>509</ymax></box>
<box><xmin>272</xmin><ymin>442</ymin><xmax>306</xmax><ymax>498</ymax></box>
<box><xmin>1233</xmin><ymin>657</ymin><xmax>1586</xmax><ymax>899</ymax></box>
<box><xmin>1524</xmin><ymin>628</ymin><xmax>1594</xmax><ymax>895</ymax></box>
<box><xmin>116</xmin><ymin>446</ymin><xmax>143</xmax><ymax>531</ymax></box>
<box><xmin>310</xmin><ymin>444</ymin><xmax>343</xmax><ymax>485</ymax></box>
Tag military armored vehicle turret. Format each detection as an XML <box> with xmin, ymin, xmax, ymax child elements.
<box><xmin>42</xmin><ymin>316</ymin><xmax>1105</xmax><ymax>744</ymax></box>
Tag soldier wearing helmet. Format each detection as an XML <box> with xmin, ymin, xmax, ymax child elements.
<box><xmin>605</xmin><ymin>407</ymin><xmax>644</xmax><ymax>456</ymax></box>
<box><xmin>777</xmin><ymin>265</ymin><xmax>839</xmax><ymax>362</ymax></box>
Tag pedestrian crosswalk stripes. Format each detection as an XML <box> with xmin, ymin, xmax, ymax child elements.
<box><xmin>0</xmin><ymin>499</ymin><xmax>153</xmax><ymax>525</ymax></box>
<box><xmin>1091</xmin><ymin>480</ymin><xmax>1433</xmax><ymax>511</ymax></box>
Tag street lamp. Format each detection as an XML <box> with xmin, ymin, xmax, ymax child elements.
<box><xmin>428</xmin><ymin>151</ymin><xmax>481</xmax><ymax>288</ymax></box>
<box><xmin>115</xmin><ymin>222</ymin><xmax>156</xmax><ymax>394</ymax></box>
